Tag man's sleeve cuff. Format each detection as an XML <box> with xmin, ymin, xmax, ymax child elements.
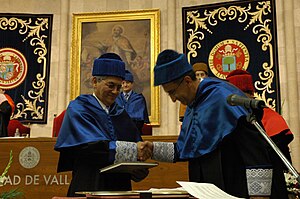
<box><xmin>114</xmin><ymin>141</ymin><xmax>137</xmax><ymax>163</ymax></box>
<box><xmin>246</xmin><ymin>168</ymin><xmax>273</xmax><ymax>196</ymax></box>
<box><xmin>152</xmin><ymin>142</ymin><xmax>174</xmax><ymax>162</ymax></box>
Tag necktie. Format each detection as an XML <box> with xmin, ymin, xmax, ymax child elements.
<box><xmin>125</xmin><ymin>93</ymin><xmax>129</xmax><ymax>101</ymax></box>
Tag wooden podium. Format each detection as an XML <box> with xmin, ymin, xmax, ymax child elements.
<box><xmin>0</xmin><ymin>136</ymin><xmax>188</xmax><ymax>199</ymax></box>
<box><xmin>0</xmin><ymin>138</ymin><xmax>70</xmax><ymax>199</ymax></box>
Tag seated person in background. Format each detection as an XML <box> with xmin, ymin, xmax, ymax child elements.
<box><xmin>226</xmin><ymin>69</ymin><xmax>294</xmax><ymax>166</ymax></box>
<box><xmin>54</xmin><ymin>53</ymin><xmax>150</xmax><ymax>197</ymax></box>
<box><xmin>116</xmin><ymin>70</ymin><xmax>149</xmax><ymax>134</ymax></box>
<box><xmin>179</xmin><ymin>62</ymin><xmax>208</xmax><ymax>121</ymax></box>
<box><xmin>141</xmin><ymin>49</ymin><xmax>288</xmax><ymax>199</ymax></box>
<box><xmin>0</xmin><ymin>88</ymin><xmax>14</xmax><ymax>137</ymax></box>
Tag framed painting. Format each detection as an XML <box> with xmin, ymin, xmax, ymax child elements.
<box><xmin>70</xmin><ymin>9</ymin><xmax>160</xmax><ymax>125</ymax></box>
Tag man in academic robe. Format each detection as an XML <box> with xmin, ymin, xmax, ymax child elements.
<box><xmin>54</xmin><ymin>53</ymin><xmax>149</xmax><ymax>197</ymax></box>
<box><xmin>116</xmin><ymin>70</ymin><xmax>149</xmax><ymax>134</ymax></box>
<box><xmin>141</xmin><ymin>49</ymin><xmax>288</xmax><ymax>199</ymax></box>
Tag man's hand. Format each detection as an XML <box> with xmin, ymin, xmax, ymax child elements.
<box><xmin>137</xmin><ymin>141</ymin><xmax>153</xmax><ymax>161</ymax></box>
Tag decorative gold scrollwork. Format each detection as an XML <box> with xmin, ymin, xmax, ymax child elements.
<box><xmin>0</xmin><ymin>17</ymin><xmax>49</xmax><ymax>119</ymax></box>
<box><xmin>185</xmin><ymin>1</ymin><xmax>276</xmax><ymax>108</ymax></box>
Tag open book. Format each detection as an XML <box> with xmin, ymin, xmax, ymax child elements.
<box><xmin>99</xmin><ymin>162</ymin><xmax>158</xmax><ymax>174</ymax></box>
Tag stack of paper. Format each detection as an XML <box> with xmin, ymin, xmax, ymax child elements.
<box><xmin>177</xmin><ymin>181</ymin><xmax>245</xmax><ymax>199</ymax></box>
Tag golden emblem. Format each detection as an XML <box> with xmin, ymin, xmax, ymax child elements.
<box><xmin>0</xmin><ymin>48</ymin><xmax>28</xmax><ymax>89</ymax></box>
<box><xmin>208</xmin><ymin>39</ymin><xmax>250</xmax><ymax>79</ymax></box>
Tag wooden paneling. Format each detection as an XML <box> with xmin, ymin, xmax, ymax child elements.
<box><xmin>0</xmin><ymin>136</ymin><xmax>188</xmax><ymax>198</ymax></box>
<box><xmin>0</xmin><ymin>138</ymin><xmax>70</xmax><ymax>198</ymax></box>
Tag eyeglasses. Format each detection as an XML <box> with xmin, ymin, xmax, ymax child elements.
<box><xmin>167</xmin><ymin>78</ymin><xmax>184</xmax><ymax>96</ymax></box>
<box><xmin>96</xmin><ymin>78</ymin><xmax>122</xmax><ymax>91</ymax></box>
<box><xmin>104</xmin><ymin>81</ymin><xmax>122</xmax><ymax>91</ymax></box>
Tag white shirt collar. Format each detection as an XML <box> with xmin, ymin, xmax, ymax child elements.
<box><xmin>123</xmin><ymin>90</ymin><xmax>132</xmax><ymax>97</ymax></box>
<box><xmin>92</xmin><ymin>93</ymin><xmax>109</xmax><ymax>114</ymax></box>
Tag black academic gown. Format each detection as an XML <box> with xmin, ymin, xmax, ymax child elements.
<box><xmin>176</xmin><ymin>78</ymin><xmax>287</xmax><ymax>199</ymax></box>
<box><xmin>54</xmin><ymin>95</ymin><xmax>142</xmax><ymax>197</ymax></box>
<box><xmin>187</xmin><ymin>117</ymin><xmax>288</xmax><ymax>199</ymax></box>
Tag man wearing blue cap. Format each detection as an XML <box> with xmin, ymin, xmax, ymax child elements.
<box><xmin>141</xmin><ymin>49</ymin><xmax>287</xmax><ymax>198</ymax></box>
<box><xmin>54</xmin><ymin>53</ymin><xmax>150</xmax><ymax>196</ymax></box>
<box><xmin>116</xmin><ymin>70</ymin><xmax>150</xmax><ymax>134</ymax></box>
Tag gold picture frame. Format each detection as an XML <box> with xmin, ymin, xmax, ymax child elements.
<box><xmin>70</xmin><ymin>9</ymin><xmax>160</xmax><ymax>125</ymax></box>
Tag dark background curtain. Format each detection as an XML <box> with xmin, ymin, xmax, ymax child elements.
<box><xmin>0</xmin><ymin>13</ymin><xmax>53</xmax><ymax>124</ymax></box>
<box><xmin>182</xmin><ymin>0</ymin><xmax>281</xmax><ymax>112</ymax></box>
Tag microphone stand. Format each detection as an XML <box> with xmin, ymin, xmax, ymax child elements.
<box><xmin>246</xmin><ymin>110</ymin><xmax>300</xmax><ymax>184</ymax></box>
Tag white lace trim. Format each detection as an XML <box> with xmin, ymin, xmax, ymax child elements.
<box><xmin>152</xmin><ymin>142</ymin><xmax>174</xmax><ymax>162</ymax></box>
<box><xmin>115</xmin><ymin>141</ymin><xmax>137</xmax><ymax>163</ymax></box>
<box><xmin>246</xmin><ymin>168</ymin><xmax>273</xmax><ymax>196</ymax></box>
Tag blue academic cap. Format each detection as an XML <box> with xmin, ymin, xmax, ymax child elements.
<box><xmin>99</xmin><ymin>53</ymin><xmax>122</xmax><ymax>61</ymax></box>
<box><xmin>92</xmin><ymin>57</ymin><xmax>125</xmax><ymax>79</ymax></box>
<box><xmin>124</xmin><ymin>70</ymin><xmax>134</xmax><ymax>82</ymax></box>
<box><xmin>154</xmin><ymin>54</ymin><xmax>192</xmax><ymax>86</ymax></box>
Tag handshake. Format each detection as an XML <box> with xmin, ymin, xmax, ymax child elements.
<box><xmin>137</xmin><ymin>141</ymin><xmax>153</xmax><ymax>161</ymax></box>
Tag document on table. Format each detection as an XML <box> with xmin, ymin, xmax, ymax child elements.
<box><xmin>177</xmin><ymin>181</ymin><xmax>245</xmax><ymax>199</ymax></box>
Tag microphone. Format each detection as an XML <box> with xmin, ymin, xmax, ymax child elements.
<box><xmin>227</xmin><ymin>94</ymin><xmax>267</xmax><ymax>109</ymax></box>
